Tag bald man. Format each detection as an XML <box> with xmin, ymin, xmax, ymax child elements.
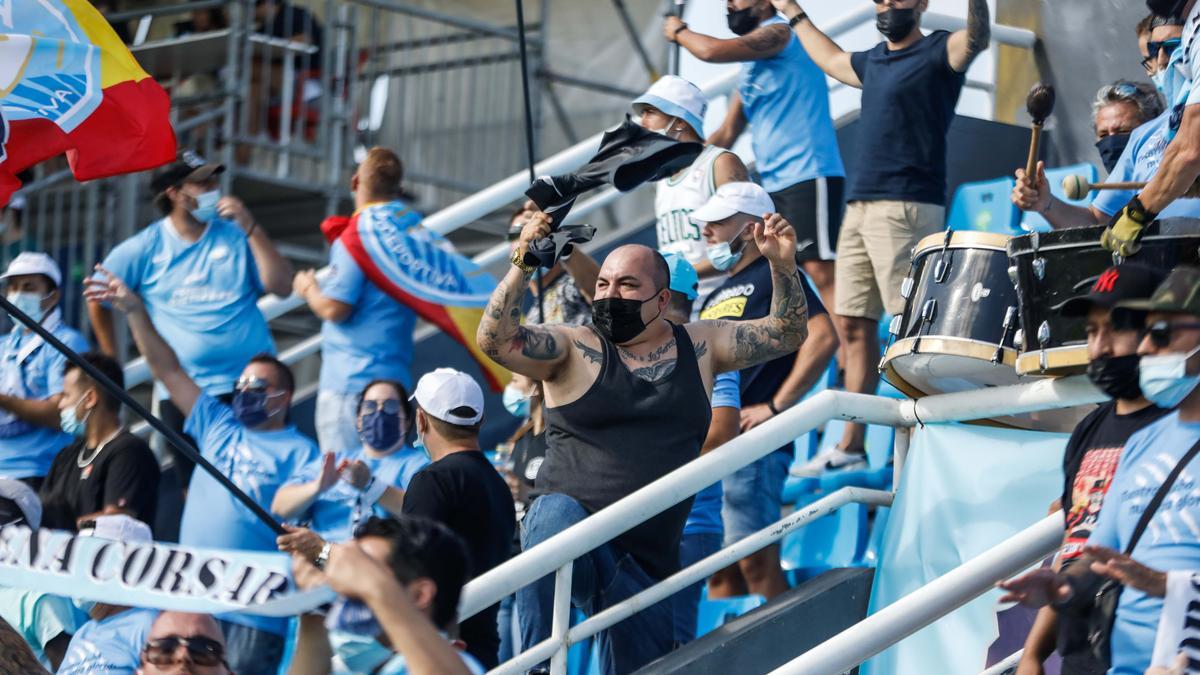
<box><xmin>137</xmin><ymin>612</ymin><xmax>231</xmax><ymax>675</ymax></box>
<box><xmin>478</xmin><ymin>209</ymin><xmax>809</xmax><ymax>673</ymax></box>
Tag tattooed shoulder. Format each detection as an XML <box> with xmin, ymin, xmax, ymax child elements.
<box><xmin>573</xmin><ymin>338</ymin><xmax>603</xmax><ymax>365</ymax></box>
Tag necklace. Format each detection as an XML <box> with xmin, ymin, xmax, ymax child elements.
<box><xmin>76</xmin><ymin>427</ymin><xmax>126</xmax><ymax>469</ymax></box>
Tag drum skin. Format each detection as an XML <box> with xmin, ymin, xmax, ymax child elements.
<box><xmin>1010</xmin><ymin>221</ymin><xmax>1200</xmax><ymax>376</ymax></box>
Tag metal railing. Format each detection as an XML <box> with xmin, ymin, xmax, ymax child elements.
<box><xmin>460</xmin><ymin>376</ymin><xmax>1102</xmax><ymax>672</ymax></box>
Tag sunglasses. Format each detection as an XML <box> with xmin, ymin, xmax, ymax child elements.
<box><xmin>142</xmin><ymin>636</ymin><xmax>226</xmax><ymax>667</ymax></box>
<box><xmin>235</xmin><ymin>375</ymin><xmax>272</xmax><ymax>393</ymax></box>
<box><xmin>1144</xmin><ymin>320</ymin><xmax>1200</xmax><ymax>349</ymax></box>
<box><xmin>361</xmin><ymin>399</ymin><xmax>403</xmax><ymax>415</ymax></box>
<box><xmin>1143</xmin><ymin>38</ymin><xmax>1182</xmax><ymax>70</ymax></box>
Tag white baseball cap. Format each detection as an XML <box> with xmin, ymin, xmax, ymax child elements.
<box><xmin>632</xmin><ymin>76</ymin><xmax>708</xmax><ymax>138</ymax></box>
<box><xmin>0</xmin><ymin>478</ymin><xmax>41</xmax><ymax>527</ymax></box>
<box><xmin>411</xmin><ymin>368</ymin><xmax>484</xmax><ymax>426</ymax></box>
<box><xmin>79</xmin><ymin>514</ymin><xmax>153</xmax><ymax>544</ymax></box>
<box><xmin>0</xmin><ymin>252</ymin><xmax>62</xmax><ymax>288</ymax></box>
<box><xmin>689</xmin><ymin>182</ymin><xmax>776</xmax><ymax>224</ymax></box>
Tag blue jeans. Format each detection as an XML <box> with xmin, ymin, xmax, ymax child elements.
<box><xmin>672</xmin><ymin>531</ymin><xmax>722</xmax><ymax>646</ymax></box>
<box><xmin>517</xmin><ymin>494</ymin><xmax>675</xmax><ymax>675</ymax></box>
<box><xmin>218</xmin><ymin>621</ymin><xmax>285</xmax><ymax>675</ymax></box>
<box><xmin>722</xmin><ymin>450</ymin><xmax>792</xmax><ymax>546</ymax></box>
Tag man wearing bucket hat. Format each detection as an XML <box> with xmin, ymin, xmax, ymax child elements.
<box><xmin>1010</xmin><ymin>263</ymin><xmax>1171</xmax><ymax>675</ymax></box>
<box><xmin>0</xmin><ymin>252</ymin><xmax>88</xmax><ymax>488</ymax></box>
<box><xmin>87</xmin><ymin>150</ymin><xmax>293</xmax><ymax>488</ymax></box>
<box><xmin>693</xmin><ymin>182</ymin><xmax>837</xmax><ymax>601</ymax></box>
<box><xmin>633</xmin><ymin>76</ymin><xmax>750</xmax><ymax>306</ymax></box>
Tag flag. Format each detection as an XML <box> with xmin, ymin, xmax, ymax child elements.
<box><xmin>0</xmin><ymin>0</ymin><xmax>177</xmax><ymax>205</ymax></box>
<box><xmin>322</xmin><ymin>203</ymin><xmax>511</xmax><ymax>391</ymax></box>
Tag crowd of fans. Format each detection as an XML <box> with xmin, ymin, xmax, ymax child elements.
<box><xmin>2</xmin><ymin>0</ymin><xmax>1200</xmax><ymax>674</ymax></box>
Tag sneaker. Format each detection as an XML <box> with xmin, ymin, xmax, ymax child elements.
<box><xmin>791</xmin><ymin>448</ymin><xmax>868</xmax><ymax>478</ymax></box>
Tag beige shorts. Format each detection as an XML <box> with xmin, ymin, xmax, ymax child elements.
<box><xmin>834</xmin><ymin>200</ymin><xmax>945</xmax><ymax>319</ymax></box>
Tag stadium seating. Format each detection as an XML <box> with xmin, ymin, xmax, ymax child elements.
<box><xmin>945</xmin><ymin>176</ymin><xmax>1021</xmax><ymax>234</ymax></box>
<box><xmin>1020</xmin><ymin>162</ymin><xmax>1099</xmax><ymax>232</ymax></box>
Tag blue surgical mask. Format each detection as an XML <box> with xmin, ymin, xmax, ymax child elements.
<box><xmin>190</xmin><ymin>189</ymin><xmax>220</xmax><ymax>222</ymax></box>
<box><xmin>360</xmin><ymin>410</ymin><xmax>402</xmax><ymax>451</ymax></box>
<box><xmin>328</xmin><ymin>630</ymin><xmax>394</xmax><ymax>673</ymax></box>
<box><xmin>7</xmin><ymin>291</ymin><xmax>47</xmax><ymax>323</ymax></box>
<box><xmin>502</xmin><ymin>383</ymin><xmax>531</xmax><ymax>418</ymax></box>
<box><xmin>59</xmin><ymin>398</ymin><xmax>91</xmax><ymax>437</ymax></box>
<box><xmin>232</xmin><ymin>389</ymin><xmax>282</xmax><ymax>428</ymax></box>
<box><xmin>705</xmin><ymin>225</ymin><xmax>749</xmax><ymax>272</ymax></box>
<box><xmin>1160</xmin><ymin>48</ymin><xmax>1189</xmax><ymax>107</ymax></box>
<box><xmin>1139</xmin><ymin>344</ymin><xmax>1200</xmax><ymax>409</ymax></box>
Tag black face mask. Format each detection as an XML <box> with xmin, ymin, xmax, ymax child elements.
<box><xmin>592</xmin><ymin>292</ymin><xmax>662</xmax><ymax>344</ymax></box>
<box><xmin>876</xmin><ymin>7</ymin><xmax>918</xmax><ymax>43</ymax></box>
<box><xmin>727</xmin><ymin>6</ymin><xmax>760</xmax><ymax>36</ymax></box>
<box><xmin>1096</xmin><ymin>134</ymin><xmax>1131</xmax><ymax>174</ymax></box>
<box><xmin>1147</xmin><ymin>0</ymin><xmax>1188</xmax><ymax>19</ymax></box>
<box><xmin>1087</xmin><ymin>353</ymin><xmax>1144</xmax><ymax>401</ymax></box>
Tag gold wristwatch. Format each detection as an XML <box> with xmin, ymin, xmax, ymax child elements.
<box><xmin>511</xmin><ymin>248</ymin><xmax>536</xmax><ymax>273</ymax></box>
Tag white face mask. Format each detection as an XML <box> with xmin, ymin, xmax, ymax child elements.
<box><xmin>7</xmin><ymin>291</ymin><xmax>47</xmax><ymax>323</ymax></box>
<box><xmin>1140</xmin><ymin>343</ymin><xmax>1200</xmax><ymax>409</ymax></box>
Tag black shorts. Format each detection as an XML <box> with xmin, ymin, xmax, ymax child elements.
<box><xmin>770</xmin><ymin>177</ymin><xmax>844</xmax><ymax>262</ymax></box>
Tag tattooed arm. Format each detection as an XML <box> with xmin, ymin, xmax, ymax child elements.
<box><xmin>477</xmin><ymin>213</ymin><xmax>576</xmax><ymax>381</ymax></box>
<box><xmin>668</xmin><ymin>21</ymin><xmax>791</xmax><ymax>64</ymax></box>
<box><xmin>698</xmin><ymin>214</ymin><xmax>809</xmax><ymax>374</ymax></box>
<box><xmin>947</xmin><ymin>0</ymin><xmax>991</xmax><ymax>72</ymax></box>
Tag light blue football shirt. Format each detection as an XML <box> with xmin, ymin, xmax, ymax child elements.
<box><xmin>57</xmin><ymin>607</ymin><xmax>158</xmax><ymax>675</ymax></box>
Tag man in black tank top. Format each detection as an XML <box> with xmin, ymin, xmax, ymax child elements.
<box><xmin>478</xmin><ymin>209</ymin><xmax>811</xmax><ymax>673</ymax></box>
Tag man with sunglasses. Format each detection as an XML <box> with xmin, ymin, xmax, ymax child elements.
<box><xmin>1014</xmin><ymin>17</ymin><xmax>1200</xmax><ymax>229</ymax></box>
<box><xmin>694</xmin><ymin>183</ymin><xmax>836</xmax><ymax>601</ymax></box>
<box><xmin>138</xmin><ymin>613</ymin><xmax>232</xmax><ymax>675</ymax></box>
<box><xmin>85</xmin><ymin>269</ymin><xmax>320</xmax><ymax>675</ymax></box>
<box><xmin>1000</xmin><ymin>266</ymin><xmax>1200</xmax><ymax>675</ymax></box>
<box><xmin>1010</xmin><ymin>264</ymin><xmax>1169</xmax><ymax>675</ymax></box>
<box><xmin>1103</xmin><ymin>0</ymin><xmax>1200</xmax><ymax>257</ymax></box>
<box><xmin>770</xmin><ymin>0</ymin><xmax>990</xmax><ymax>471</ymax></box>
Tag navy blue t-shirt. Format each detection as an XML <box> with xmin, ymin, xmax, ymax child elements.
<box><xmin>847</xmin><ymin>31</ymin><xmax>965</xmax><ymax>206</ymax></box>
<box><xmin>699</xmin><ymin>257</ymin><xmax>826</xmax><ymax>420</ymax></box>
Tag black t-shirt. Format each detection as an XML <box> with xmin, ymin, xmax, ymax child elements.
<box><xmin>266</xmin><ymin>2</ymin><xmax>323</xmax><ymax>61</ymax></box>
<box><xmin>848</xmin><ymin>31</ymin><xmax>965</xmax><ymax>205</ymax></box>
<box><xmin>511</xmin><ymin>428</ymin><xmax>548</xmax><ymax>508</ymax></box>
<box><xmin>402</xmin><ymin>450</ymin><xmax>514</xmax><ymax>670</ymax></box>
<box><xmin>1055</xmin><ymin>401</ymin><xmax>1169</xmax><ymax>671</ymax></box>
<box><xmin>699</xmin><ymin>256</ymin><xmax>826</xmax><ymax>411</ymax></box>
<box><xmin>39</xmin><ymin>431</ymin><xmax>160</xmax><ymax>532</ymax></box>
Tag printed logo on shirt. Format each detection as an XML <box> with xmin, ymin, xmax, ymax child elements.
<box><xmin>210</xmin><ymin>245</ymin><xmax>230</xmax><ymax>261</ymax></box>
<box><xmin>217</xmin><ymin>441</ymin><xmax>276</xmax><ymax>503</ymax></box>
<box><xmin>1062</xmin><ymin>444</ymin><xmax>1122</xmax><ymax>561</ymax></box>
<box><xmin>700</xmin><ymin>297</ymin><xmax>747</xmax><ymax>320</ymax></box>
<box><xmin>58</xmin><ymin>639</ymin><xmax>115</xmax><ymax>674</ymax></box>
<box><xmin>525</xmin><ymin>456</ymin><xmax>544</xmax><ymax>482</ymax></box>
<box><xmin>657</xmin><ymin>209</ymin><xmax>702</xmax><ymax>248</ymax></box>
<box><xmin>1114</xmin><ymin>454</ymin><xmax>1200</xmax><ymax>544</ymax></box>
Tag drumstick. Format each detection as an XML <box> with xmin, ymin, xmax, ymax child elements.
<box><xmin>1061</xmin><ymin>176</ymin><xmax>1148</xmax><ymax>201</ymax></box>
<box><xmin>1024</xmin><ymin>83</ymin><xmax>1056</xmax><ymax>179</ymax></box>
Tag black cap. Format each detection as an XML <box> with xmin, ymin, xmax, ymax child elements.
<box><xmin>1054</xmin><ymin>263</ymin><xmax>1167</xmax><ymax>317</ymax></box>
<box><xmin>149</xmin><ymin>150</ymin><xmax>224</xmax><ymax>194</ymax></box>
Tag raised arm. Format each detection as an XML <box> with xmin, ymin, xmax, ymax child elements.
<box><xmin>700</xmin><ymin>214</ymin><xmax>808</xmax><ymax>374</ymax></box>
<box><xmin>477</xmin><ymin>212</ymin><xmax>575</xmax><ymax>381</ymax></box>
<box><xmin>84</xmin><ymin>266</ymin><xmax>201</xmax><ymax>417</ymax></box>
<box><xmin>770</xmin><ymin>1</ymin><xmax>861</xmax><ymax>87</ymax></box>
<box><xmin>665</xmin><ymin>17</ymin><xmax>791</xmax><ymax>64</ymax></box>
<box><xmin>218</xmin><ymin>196</ymin><xmax>294</xmax><ymax>297</ymax></box>
<box><xmin>946</xmin><ymin>0</ymin><xmax>991</xmax><ymax>73</ymax></box>
<box><xmin>708</xmin><ymin>93</ymin><xmax>747</xmax><ymax>150</ymax></box>
<box><xmin>86</xmin><ymin>302</ymin><xmax>118</xmax><ymax>357</ymax></box>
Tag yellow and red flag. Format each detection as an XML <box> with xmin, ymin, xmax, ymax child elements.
<box><xmin>321</xmin><ymin>204</ymin><xmax>511</xmax><ymax>392</ymax></box>
<box><xmin>1</xmin><ymin>0</ymin><xmax>176</xmax><ymax>205</ymax></box>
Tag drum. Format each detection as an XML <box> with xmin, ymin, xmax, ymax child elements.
<box><xmin>1010</xmin><ymin>220</ymin><xmax>1200</xmax><ymax>377</ymax></box>
<box><xmin>881</xmin><ymin>230</ymin><xmax>1021</xmax><ymax>399</ymax></box>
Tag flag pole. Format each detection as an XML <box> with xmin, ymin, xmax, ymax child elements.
<box><xmin>0</xmin><ymin>297</ymin><xmax>286</xmax><ymax>536</ymax></box>
<box><xmin>514</xmin><ymin>0</ymin><xmax>545</xmax><ymax>322</ymax></box>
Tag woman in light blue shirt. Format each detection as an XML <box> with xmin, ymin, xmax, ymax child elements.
<box><xmin>273</xmin><ymin>379</ymin><xmax>428</xmax><ymax>544</ymax></box>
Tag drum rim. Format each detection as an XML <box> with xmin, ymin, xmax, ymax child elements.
<box><xmin>1008</xmin><ymin>232</ymin><xmax>1200</xmax><ymax>256</ymax></box>
<box><xmin>913</xmin><ymin>230</ymin><xmax>1011</xmax><ymax>256</ymax></box>
<box><xmin>881</xmin><ymin>337</ymin><xmax>1019</xmax><ymax>400</ymax></box>
<box><xmin>1015</xmin><ymin>346</ymin><xmax>1090</xmax><ymax>375</ymax></box>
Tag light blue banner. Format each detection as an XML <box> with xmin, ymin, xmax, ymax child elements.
<box><xmin>861</xmin><ymin>423</ymin><xmax>1070</xmax><ymax>674</ymax></box>
<box><xmin>0</xmin><ymin>525</ymin><xmax>334</xmax><ymax>615</ymax></box>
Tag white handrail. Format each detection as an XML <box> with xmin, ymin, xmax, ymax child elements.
<box><xmin>770</xmin><ymin>514</ymin><xmax>1061</xmax><ymax>674</ymax></box>
<box><xmin>460</xmin><ymin>376</ymin><xmax>1103</xmax><ymax>620</ymax></box>
<box><xmin>495</xmin><ymin>486</ymin><xmax>895</xmax><ymax>674</ymax></box>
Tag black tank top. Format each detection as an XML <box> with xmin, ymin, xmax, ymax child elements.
<box><xmin>538</xmin><ymin>322</ymin><xmax>711</xmax><ymax>579</ymax></box>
